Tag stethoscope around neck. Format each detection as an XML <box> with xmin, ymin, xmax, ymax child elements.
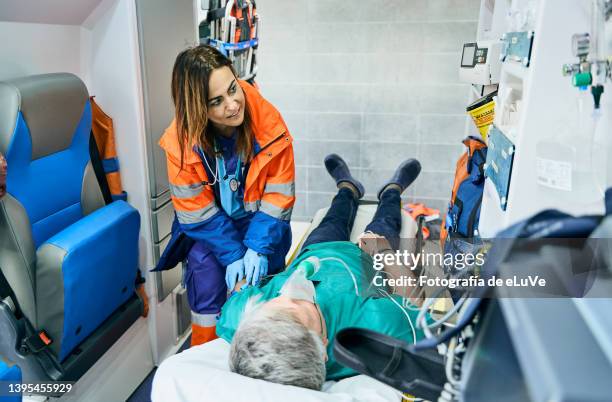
<box><xmin>197</xmin><ymin>144</ymin><xmax>242</xmax><ymax>192</ymax></box>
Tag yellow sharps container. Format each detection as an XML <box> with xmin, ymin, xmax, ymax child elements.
<box><xmin>466</xmin><ymin>90</ymin><xmax>497</xmax><ymax>141</ymax></box>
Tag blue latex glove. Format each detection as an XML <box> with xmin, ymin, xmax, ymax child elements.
<box><xmin>244</xmin><ymin>248</ymin><xmax>268</xmax><ymax>286</ymax></box>
<box><xmin>225</xmin><ymin>258</ymin><xmax>245</xmax><ymax>291</ymax></box>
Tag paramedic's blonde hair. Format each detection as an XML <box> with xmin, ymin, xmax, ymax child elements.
<box><xmin>171</xmin><ymin>45</ymin><xmax>254</xmax><ymax>169</ymax></box>
<box><xmin>229</xmin><ymin>297</ymin><xmax>327</xmax><ymax>390</ymax></box>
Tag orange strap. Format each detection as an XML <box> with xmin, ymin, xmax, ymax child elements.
<box><xmin>90</xmin><ymin>96</ymin><xmax>125</xmax><ymax>198</ymax></box>
<box><xmin>135</xmin><ymin>284</ymin><xmax>149</xmax><ymax>318</ymax></box>
<box><xmin>405</xmin><ymin>203</ymin><xmax>440</xmax><ymax>240</ymax></box>
<box><xmin>231</xmin><ymin>1</ymin><xmax>256</xmax><ymax>42</ymax></box>
<box><xmin>405</xmin><ymin>203</ymin><xmax>440</xmax><ymax>220</ymax></box>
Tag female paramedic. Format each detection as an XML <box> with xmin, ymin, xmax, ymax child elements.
<box><xmin>158</xmin><ymin>45</ymin><xmax>295</xmax><ymax>346</ymax></box>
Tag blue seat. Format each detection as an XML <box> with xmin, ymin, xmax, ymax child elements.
<box><xmin>0</xmin><ymin>73</ymin><xmax>143</xmax><ymax>381</ymax></box>
<box><xmin>0</xmin><ymin>360</ymin><xmax>21</xmax><ymax>402</ymax></box>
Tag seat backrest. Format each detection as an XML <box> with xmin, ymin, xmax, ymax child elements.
<box><xmin>0</xmin><ymin>73</ymin><xmax>105</xmax><ymax>325</ymax></box>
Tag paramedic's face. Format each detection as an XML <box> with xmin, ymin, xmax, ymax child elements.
<box><xmin>206</xmin><ymin>66</ymin><xmax>245</xmax><ymax>131</ymax></box>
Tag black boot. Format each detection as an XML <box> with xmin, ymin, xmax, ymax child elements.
<box><xmin>377</xmin><ymin>159</ymin><xmax>421</xmax><ymax>199</ymax></box>
<box><xmin>324</xmin><ymin>154</ymin><xmax>365</xmax><ymax>199</ymax></box>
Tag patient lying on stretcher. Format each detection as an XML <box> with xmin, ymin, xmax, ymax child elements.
<box><xmin>216</xmin><ymin>154</ymin><xmax>424</xmax><ymax>390</ymax></box>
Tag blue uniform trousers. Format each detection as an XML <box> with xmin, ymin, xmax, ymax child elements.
<box><xmin>185</xmin><ymin>214</ymin><xmax>289</xmax><ymax>315</ymax></box>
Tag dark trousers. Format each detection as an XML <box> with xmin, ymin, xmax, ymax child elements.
<box><xmin>302</xmin><ymin>187</ymin><xmax>402</xmax><ymax>250</ymax></box>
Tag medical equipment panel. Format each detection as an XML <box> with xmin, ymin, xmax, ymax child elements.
<box><xmin>459</xmin><ymin>1</ymin><xmax>612</xmax><ymax>398</ymax></box>
<box><xmin>459</xmin><ymin>40</ymin><xmax>503</xmax><ymax>86</ymax></box>
<box><xmin>462</xmin><ymin>296</ymin><xmax>612</xmax><ymax>402</ymax></box>
<box><xmin>500</xmin><ymin>31</ymin><xmax>535</xmax><ymax>67</ymax></box>
<box><xmin>484</xmin><ymin>126</ymin><xmax>515</xmax><ymax>211</ymax></box>
<box><xmin>460</xmin><ymin>301</ymin><xmax>531</xmax><ymax>402</ymax></box>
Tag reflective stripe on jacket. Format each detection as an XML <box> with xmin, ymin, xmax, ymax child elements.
<box><xmin>159</xmin><ymin>80</ymin><xmax>295</xmax><ymax>266</ymax></box>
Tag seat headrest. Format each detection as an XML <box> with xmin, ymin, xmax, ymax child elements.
<box><xmin>0</xmin><ymin>73</ymin><xmax>89</xmax><ymax>160</ymax></box>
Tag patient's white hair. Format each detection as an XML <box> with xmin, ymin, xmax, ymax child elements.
<box><xmin>229</xmin><ymin>295</ymin><xmax>327</xmax><ymax>390</ymax></box>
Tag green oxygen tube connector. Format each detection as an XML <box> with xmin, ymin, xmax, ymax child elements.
<box><xmin>298</xmin><ymin>256</ymin><xmax>321</xmax><ymax>277</ymax></box>
<box><xmin>572</xmin><ymin>72</ymin><xmax>593</xmax><ymax>87</ymax></box>
<box><xmin>563</xmin><ymin>31</ymin><xmax>608</xmax><ymax>109</ymax></box>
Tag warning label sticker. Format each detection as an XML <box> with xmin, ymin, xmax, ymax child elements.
<box><xmin>536</xmin><ymin>157</ymin><xmax>572</xmax><ymax>191</ymax></box>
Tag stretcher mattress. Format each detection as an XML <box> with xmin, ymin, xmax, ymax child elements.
<box><xmin>302</xmin><ymin>203</ymin><xmax>418</xmax><ymax>249</ymax></box>
<box><xmin>151</xmin><ymin>338</ymin><xmax>402</xmax><ymax>402</ymax></box>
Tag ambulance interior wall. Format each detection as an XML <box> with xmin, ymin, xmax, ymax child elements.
<box><xmin>255</xmin><ymin>0</ymin><xmax>481</xmax><ymax>220</ymax></box>
<box><xmin>0</xmin><ymin>21</ymin><xmax>85</xmax><ymax>84</ymax></box>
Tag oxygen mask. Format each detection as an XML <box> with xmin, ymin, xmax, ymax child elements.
<box><xmin>279</xmin><ymin>257</ymin><xmax>320</xmax><ymax>303</ymax></box>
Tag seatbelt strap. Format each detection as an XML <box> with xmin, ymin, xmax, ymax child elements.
<box><xmin>89</xmin><ymin>132</ymin><xmax>113</xmax><ymax>205</ymax></box>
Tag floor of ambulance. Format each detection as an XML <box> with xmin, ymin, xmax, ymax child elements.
<box><xmin>125</xmin><ymin>335</ymin><xmax>190</xmax><ymax>402</ymax></box>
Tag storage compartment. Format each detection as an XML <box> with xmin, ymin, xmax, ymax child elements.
<box><xmin>151</xmin><ymin>189</ymin><xmax>171</xmax><ymax>210</ymax></box>
<box><xmin>154</xmin><ymin>234</ymin><xmax>183</xmax><ymax>302</ymax></box>
<box><xmin>173</xmin><ymin>286</ymin><xmax>191</xmax><ymax>342</ymax></box>
<box><xmin>151</xmin><ymin>198</ymin><xmax>175</xmax><ymax>243</ymax></box>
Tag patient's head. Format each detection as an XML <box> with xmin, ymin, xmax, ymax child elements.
<box><xmin>229</xmin><ymin>296</ymin><xmax>327</xmax><ymax>390</ymax></box>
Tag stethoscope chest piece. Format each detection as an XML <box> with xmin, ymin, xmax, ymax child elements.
<box><xmin>229</xmin><ymin>177</ymin><xmax>239</xmax><ymax>192</ymax></box>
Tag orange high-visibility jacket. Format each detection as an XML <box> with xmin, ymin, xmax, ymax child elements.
<box><xmin>159</xmin><ymin>80</ymin><xmax>295</xmax><ymax>266</ymax></box>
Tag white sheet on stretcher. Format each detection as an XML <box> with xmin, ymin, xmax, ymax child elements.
<box><xmin>151</xmin><ymin>338</ymin><xmax>402</xmax><ymax>402</ymax></box>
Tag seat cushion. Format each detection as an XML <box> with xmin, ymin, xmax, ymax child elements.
<box><xmin>36</xmin><ymin>200</ymin><xmax>140</xmax><ymax>361</ymax></box>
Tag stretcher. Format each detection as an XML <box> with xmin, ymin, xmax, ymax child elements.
<box><xmin>151</xmin><ymin>203</ymin><xmax>418</xmax><ymax>402</ymax></box>
<box><xmin>295</xmin><ymin>201</ymin><xmax>418</xmax><ymax>258</ymax></box>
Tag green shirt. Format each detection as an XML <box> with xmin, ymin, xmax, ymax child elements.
<box><xmin>216</xmin><ymin>241</ymin><xmax>424</xmax><ymax>380</ymax></box>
